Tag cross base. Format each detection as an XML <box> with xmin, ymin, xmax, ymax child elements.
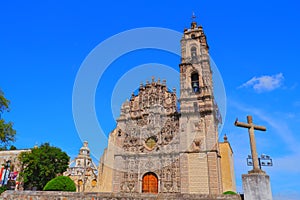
<box><xmin>248</xmin><ymin>169</ymin><xmax>265</xmax><ymax>175</ymax></box>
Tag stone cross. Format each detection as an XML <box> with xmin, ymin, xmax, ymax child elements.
<box><xmin>235</xmin><ymin>115</ymin><xmax>266</xmax><ymax>173</ymax></box>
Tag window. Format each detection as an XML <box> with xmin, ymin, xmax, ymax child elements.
<box><xmin>91</xmin><ymin>179</ymin><xmax>97</xmax><ymax>187</ymax></box>
<box><xmin>191</xmin><ymin>47</ymin><xmax>197</xmax><ymax>62</ymax></box>
<box><xmin>145</xmin><ymin>136</ymin><xmax>157</xmax><ymax>149</ymax></box>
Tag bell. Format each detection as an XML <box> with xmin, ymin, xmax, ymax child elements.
<box><xmin>192</xmin><ymin>82</ymin><xmax>199</xmax><ymax>92</ymax></box>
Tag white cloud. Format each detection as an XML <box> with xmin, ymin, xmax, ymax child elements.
<box><xmin>293</xmin><ymin>101</ymin><xmax>300</xmax><ymax>107</ymax></box>
<box><xmin>270</xmin><ymin>153</ymin><xmax>300</xmax><ymax>173</ymax></box>
<box><xmin>229</xmin><ymin>100</ymin><xmax>300</xmax><ymax>153</ymax></box>
<box><xmin>239</xmin><ymin>73</ymin><xmax>284</xmax><ymax>92</ymax></box>
<box><xmin>273</xmin><ymin>193</ymin><xmax>300</xmax><ymax>200</ymax></box>
<box><xmin>228</xmin><ymin>100</ymin><xmax>300</xmax><ymax>198</ymax></box>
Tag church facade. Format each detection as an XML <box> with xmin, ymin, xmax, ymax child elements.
<box><xmin>96</xmin><ymin>21</ymin><xmax>235</xmax><ymax>194</ymax></box>
<box><xmin>64</xmin><ymin>141</ymin><xmax>98</xmax><ymax>192</ymax></box>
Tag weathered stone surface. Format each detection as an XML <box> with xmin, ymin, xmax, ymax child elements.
<box><xmin>0</xmin><ymin>191</ymin><xmax>241</xmax><ymax>200</ymax></box>
<box><xmin>242</xmin><ymin>173</ymin><xmax>272</xmax><ymax>200</ymax></box>
<box><xmin>97</xmin><ymin>21</ymin><xmax>227</xmax><ymax>195</ymax></box>
<box><xmin>178</xmin><ymin>22</ymin><xmax>223</xmax><ymax>194</ymax></box>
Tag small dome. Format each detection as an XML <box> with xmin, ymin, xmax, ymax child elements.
<box><xmin>224</xmin><ymin>134</ymin><xmax>228</xmax><ymax>142</ymax></box>
<box><xmin>79</xmin><ymin>141</ymin><xmax>90</xmax><ymax>155</ymax></box>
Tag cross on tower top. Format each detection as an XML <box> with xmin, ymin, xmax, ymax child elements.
<box><xmin>235</xmin><ymin>115</ymin><xmax>267</xmax><ymax>174</ymax></box>
<box><xmin>191</xmin><ymin>12</ymin><xmax>196</xmax><ymax>22</ymax></box>
<box><xmin>190</xmin><ymin>12</ymin><xmax>198</xmax><ymax>29</ymax></box>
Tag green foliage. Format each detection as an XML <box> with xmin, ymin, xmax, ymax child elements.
<box><xmin>18</xmin><ymin>143</ymin><xmax>70</xmax><ymax>190</ymax></box>
<box><xmin>0</xmin><ymin>145</ymin><xmax>18</xmax><ymax>151</ymax></box>
<box><xmin>0</xmin><ymin>89</ymin><xmax>16</xmax><ymax>149</ymax></box>
<box><xmin>0</xmin><ymin>90</ymin><xmax>9</xmax><ymax>112</ymax></box>
<box><xmin>43</xmin><ymin>176</ymin><xmax>76</xmax><ymax>192</ymax></box>
<box><xmin>0</xmin><ymin>186</ymin><xmax>7</xmax><ymax>194</ymax></box>
<box><xmin>223</xmin><ymin>190</ymin><xmax>237</xmax><ymax>195</ymax></box>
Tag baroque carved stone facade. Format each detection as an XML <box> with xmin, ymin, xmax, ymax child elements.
<box><xmin>101</xmin><ymin>79</ymin><xmax>182</xmax><ymax>194</ymax></box>
<box><xmin>97</xmin><ymin>21</ymin><xmax>235</xmax><ymax>195</ymax></box>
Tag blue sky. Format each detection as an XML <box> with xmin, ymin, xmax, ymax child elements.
<box><xmin>1</xmin><ymin>0</ymin><xmax>300</xmax><ymax>199</ymax></box>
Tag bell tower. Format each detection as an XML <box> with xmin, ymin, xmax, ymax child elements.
<box><xmin>179</xmin><ymin>20</ymin><xmax>223</xmax><ymax>194</ymax></box>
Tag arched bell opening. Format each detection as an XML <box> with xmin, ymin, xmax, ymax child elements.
<box><xmin>191</xmin><ymin>46</ymin><xmax>197</xmax><ymax>62</ymax></box>
<box><xmin>191</xmin><ymin>72</ymin><xmax>200</xmax><ymax>93</ymax></box>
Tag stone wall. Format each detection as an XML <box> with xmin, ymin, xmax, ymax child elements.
<box><xmin>0</xmin><ymin>191</ymin><xmax>241</xmax><ymax>200</ymax></box>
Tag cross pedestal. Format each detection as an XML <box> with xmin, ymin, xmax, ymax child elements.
<box><xmin>242</xmin><ymin>173</ymin><xmax>272</xmax><ymax>200</ymax></box>
<box><xmin>235</xmin><ymin>115</ymin><xmax>272</xmax><ymax>200</ymax></box>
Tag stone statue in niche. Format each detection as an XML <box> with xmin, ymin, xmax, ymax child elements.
<box><xmin>195</xmin><ymin>118</ymin><xmax>204</xmax><ymax>132</ymax></box>
<box><xmin>127</xmin><ymin>180</ymin><xmax>135</xmax><ymax>192</ymax></box>
<box><xmin>191</xmin><ymin>138</ymin><xmax>202</xmax><ymax>152</ymax></box>
<box><xmin>164</xmin><ymin>181</ymin><xmax>173</xmax><ymax>192</ymax></box>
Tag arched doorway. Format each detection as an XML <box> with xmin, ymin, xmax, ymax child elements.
<box><xmin>142</xmin><ymin>172</ymin><xmax>158</xmax><ymax>194</ymax></box>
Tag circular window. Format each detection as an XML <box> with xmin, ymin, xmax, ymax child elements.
<box><xmin>145</xmin><ymin>136</ymin><xmax>157</xmax><ymax>149</ymax></box>
<box><xmin>91</xmin><ymin>179</ymin><xmax>97</xmax><ymax>187</ymax></box>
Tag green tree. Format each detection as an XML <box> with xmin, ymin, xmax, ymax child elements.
<box><xmin>9</xmin><ymin>145</ymin><xmax>17</xmax><ymax>150</ymax></box>
<box><xmin>0</xmin><ymin>89</ymin><xmax>16</xmax><ymax>149</ymax></box>
<box><xmin>43</xmin><ymin>176</ymin><xmax>76</xmax><ymax>192</ymax></box>
<box><xmin>18</xmin><ymin>143</ymin><xmax>70</xmax><ymax>190</ymax></box>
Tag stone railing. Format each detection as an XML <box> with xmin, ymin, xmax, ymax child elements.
<box><xmin>0</xmin><ymin>191</ymin><xmax>241</xmax><ymax>200</ymax></box>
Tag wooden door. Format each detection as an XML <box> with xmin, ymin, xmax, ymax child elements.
<box><xmin>142</xmin><ymin>172</ymin><xmax>158</xmax><ymax>194</ymax></box>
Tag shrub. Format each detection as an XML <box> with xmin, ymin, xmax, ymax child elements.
<box><xmin>0</xmin><ymin>186</ymin><xmax>7</xmax><ymax>194</ymax></box>
<box><xmin>43</xmin><ymin>176</ymin><xmax>76</xmax><ymax>192</ymax></box>
<box><xmin>223</xmin><ymin>190</ymin><xmax>237</xmax><ymax>195</ymax></box>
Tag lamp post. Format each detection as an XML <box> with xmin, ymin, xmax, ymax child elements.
<box><xmin>247</xmin><ymin>154</ymin><xmax>273</xmax><ymax>169</ymax></box>
<box><xmin>2</xmin><ymin>160</ymin><xmax>11</xmax><ymax>186</ymax></box>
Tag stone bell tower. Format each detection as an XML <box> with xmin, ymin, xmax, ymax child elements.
<box><xmin>179</xmin><ymin>20</ymin><xmax>223</xmax><ymax>194</ymax></box>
